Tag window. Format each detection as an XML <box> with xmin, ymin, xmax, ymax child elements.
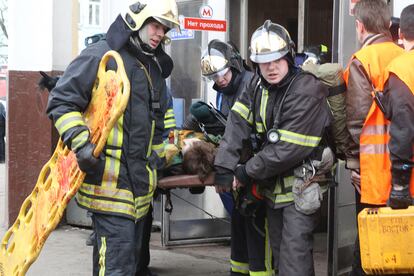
<box><xmin>88</xmin><ymin>0</ymin><xmax>101</xmax><ymax>26</ymax></box>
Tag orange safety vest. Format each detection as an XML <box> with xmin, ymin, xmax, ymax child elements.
<box><xmin>375</xmin><ymin>50</ymin><xmax>414</xmax><ymax>202</ymax></box>
<box><xmin>344</xmin><ymin>42</ymin><xmax>405</xmax><ymax>204</ymax></box>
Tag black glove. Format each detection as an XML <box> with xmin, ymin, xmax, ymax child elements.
<box><xmin>234</xmin><ymin>165</ymin><xmax>252</xmax><ymax>187</ymax></box>
<box><xmin>388</xmin><ymin>168</ymin><xmax>412</xmax><ymax>209</ymax></box>
<box><xmin>214</xmin><ymin>166</ymin><xmax>234</xmax><ymax>191</ymax></box>
<box><xmin>75</xmin><ymin>142</ymin><xmax>101</xmax><ymax>174</ymax></box>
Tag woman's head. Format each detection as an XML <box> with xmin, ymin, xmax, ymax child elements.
<box><xmin>182</xmin><ymin>139</ymin><xmax>217</xmax><ymax>182</ymax></box>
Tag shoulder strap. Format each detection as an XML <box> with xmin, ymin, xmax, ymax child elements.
<box><xmin>136</xmin><ymin>59</ymin><xmax>161</xmax><ymax>111</ymax></box>
<box><xmin>271</xmin><ymin>72</ymin><xmax>303</xmax><ymax>129</ymax></box>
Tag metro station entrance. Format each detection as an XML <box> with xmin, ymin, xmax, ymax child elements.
<box><xmin>227</xmin><ymin>1</ymin><xmax>356</xmax><ymax>275</ymax></box>
<box><xmin>229</xmin><ymin>0</ymin><xmax>334</xmax><ymax>61</ymax></box>
<box><xmin>161</xmin><ymin>0</ymin><xmax>358</xmax><ymax>275</ymax></box>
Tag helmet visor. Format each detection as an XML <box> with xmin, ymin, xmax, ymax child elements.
<box><xmin>153</xmin><ymin>16</ymin><xmax>180</xmax><ymax>33</ymax></box>
<box><xmin>204</xmin><ymin>67</ymin><xmax>230</xmax><ymax>81</ymax></box>
<box><xmin>200</xmin><ymin>51</ymin><xmax>229</xmax><ymax>76</ymax></box>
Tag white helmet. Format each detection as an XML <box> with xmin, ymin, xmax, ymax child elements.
<box><xmin>200</xmin><ymin>40</ymin><xmax>243</xmax><ymax>81</ymax></box>
<box><xmin>123</xmin><ymin>0</ymin><xmax>180</xmax><ymax>33</ymax></box>
<box><xmin>250</xmin><ymin>20</ymin><xmax>295</xmax><ymax>63</ymax></box>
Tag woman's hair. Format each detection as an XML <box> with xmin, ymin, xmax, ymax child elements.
<box><xmin>182</xmin><ymin>140</ymin><xmax>217</xmax><ymax>182</ymax></box>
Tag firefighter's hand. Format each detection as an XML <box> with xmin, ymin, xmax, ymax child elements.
<box><xmin>75</xmin><ymin>142</ymin><xmax>101</xmax><ymax>174</ymax></box>
<box><xmin>214</xmin><ymin>166</ymin><xmax>233</xmax><ymax>193</ymax></box>
<box><xmin>388</xmin><ymin>184</ymin><xmax>412</xmax><ymax>209</ymax></box>
<box><xmin>234</xmin><ymin>165</ymin><xmax>252</xmax><ymax>187</ymax></box>
<box><xmin>350</xmin><ymin>169</ymin><xmax>361</xmax><ymax>194</ymax></box>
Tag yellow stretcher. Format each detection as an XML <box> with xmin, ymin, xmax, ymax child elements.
<box><xmin>0</xmin><ymin>51</ymin><xmax>130</xmax><ymax>276</ymax></box>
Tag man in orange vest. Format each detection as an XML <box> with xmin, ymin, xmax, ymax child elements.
<box><xmin>343</xmin><ymin>0</ymin><xmax>405</xmax><ymax>275</ymax></box>
<box><xmin>381</xmin><ymin>4</ymin><xmax>414</xmax><ymax>210</ymax></box>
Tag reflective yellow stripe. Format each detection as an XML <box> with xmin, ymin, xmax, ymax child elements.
<box><xmin>164</xmin><ymin>118</ymin><xmax>176</xmax><ymax>129</ymax></box>
<box><xmin>136</xmin><ymin>203</ymin><xmax>151</xmax><ymax>220</ymax></box>
<box><xmin>164</xmin><ymin>109</ymin><xmax>175</xmax><ymax>118</ymax></box>
<box><xmin>79</xmin><ymin>183</ymin><xmax>134</xmax><ymax>204</ymax></box>
<box><xmin>99</xmin><ymin>237</ymin><xmax>106</xmax><ymax>276</ymax></box>
<box><xmin>250</xmin><ymin>271</ymin><xmax>274</xmax><ymax>276</ymax></box>
<box><xmin>152</xmin><ymin>143</ymin><xmax>165</xmax><ymax>158</ymax></box>
<box><xmin>76</xmin><ymin>192</ymin><xmax>135</xmax><ymax>217</ymax></box>
<box><xmin>274</xmin><ymin>192</ymin><xmax>294</xmax><ymax>203</ymax></box>
<box><xmin>71</xmin><ymin>130</ymin><xmax>89</xmax><ymax>151</ymax></box>
<box><xmin>135</xmin><ymin>185</ymin><xmax>154</xmax><ymax>209</ymax></box>
<box><xmin>264</xmin><ymin>218</ymin><xmax>273</xmax><ymax>273</ymax></box>
<box><xmin>279</xmin><ymin>129</ymin><xmax>321</xmax><ymax>147</ymax></box>
<box><xmin>269</xmin><ymin>176</ymin><xmax>295</xmax><ymax>203</ymax></box>
<box><xmin>101</xmin><ymin>150</ymin><xmax>121</xmax><ymax>188</ymax></box>
<box><xmin>230</xmin><ymin>260</ymin><xmax>249</xmax><ymax>274</ymax></box>
<box><xmin>102</xmin><ymin>116</ymin><xmax>123</xmax><ymax>188</ymax></box>
<box><xmin>107</xmin><ymin>115</ymin><xmax>124</xmax><ymax>147</ymax></box>
<box><xmin>55</xmin><ymin>111</ymin><xmax>86</xmax><ymax>135</ymax></box>
<box><xmin>256</xmin><ymin>122</ymin><xmax>265</xmax><ymax>133</ymax></box>
<box><xmin>260</xmin><ymin>89</ymin><xmax>269</xmax><ymax>131</ymax></box>
<box><xmin>232</xmin><ymin>102</ymin><xmax>253</xmax><ymax>125</ymax></box>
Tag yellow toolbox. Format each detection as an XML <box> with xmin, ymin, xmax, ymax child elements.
<box><xmin>358</xmin><ymin>206</ymin><xmax>414</xmax><ymax>275</ymax></box>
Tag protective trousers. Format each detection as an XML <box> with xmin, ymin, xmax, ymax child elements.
<box><xmin>231</xmin><ymin>203</ymin><xmax>273</xmax><ymax>275</ymax></box>
<box><xmin>135</xmin><ymin>204</ymin><xmax>153</xmax><ymax>276</ymax></box>
<box><xmin>267</xmin><ymin>203</ymin><xmax>320</xmax><ymax>276</ymax></box>
<box><xmin>92</xmin><ymin>212</ymin><xmax>146</xmax><ymax>276</ymax></box>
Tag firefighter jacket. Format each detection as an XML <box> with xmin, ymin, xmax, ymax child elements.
<box><xmin>214</xmin><ymin>68</ymin><xmax>254</xmax><ymax>118</ymax></box>
<box><xmin>355</xmin><ymin>48</ymin><xmax>414</xmax><ymax>205</ymax></box>
<box><xmin>343</xmin><ymin>34</ymin><xmax>404</xmax><ymax>169</ymax></box>
<box><xmin>46</xmin><ymin>16</ymin><xmax>171</xmax><ymax>221</ymax></box>
<box><xmin>214</xmin><ymin>68</ymin><xmax>332</xmax><ymax>207</ymax></box>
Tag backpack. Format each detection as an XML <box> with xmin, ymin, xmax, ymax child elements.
<box><xmin>301</xmin><ymin>62</ymin><xmax>349</xmax><ymax>160</ymax></box>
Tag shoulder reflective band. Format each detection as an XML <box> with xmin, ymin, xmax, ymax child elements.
<box><xmin>279</xmin><ymin>129</ymin><xmax>321</xmax><ymax>147</ymax></box>
<box><xmin>232</xmin><ymin>101</ymin><xmax>253</xmax><ymax>125</ymax></box>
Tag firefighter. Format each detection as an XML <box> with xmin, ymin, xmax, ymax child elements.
<box><xmin>382</xmin><ymin>5</ymin><xmax>414</xmax><ymax>213</ymax></box>
<box><xmin>343</xmin><ymin>1</ymin><xmax>405</xmax><ymax>275</ymax></box>
<box><xmin>46</xmin><ymin>0</ymin><xmax>180</xmax><ymax>275</ymax></box>
<box><xmin>198</xmin><ymin>40</ymin><xmax>273</xmax><ymax>276</ymax></box>
<box><xmin>214</xmin><ymin>20</ymin><xmax>332</xmax><ymax>276</ymax></box>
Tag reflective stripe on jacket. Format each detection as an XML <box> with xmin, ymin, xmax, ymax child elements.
<box><xmin>47</xmin><ymin>41</ymin><xmax>169</xmax><ymax>220</ymax></box>
<box><xmin>215</xmin><ymin>71</ymin><xmax>332</xmax><ymax>205</ymax></box>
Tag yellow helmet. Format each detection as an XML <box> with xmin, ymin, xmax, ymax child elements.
<box><xmin>123</xmin><ymin>0</ymin><xmax>180</xmax><ymax>33</ymax></box>
<box><xmin>250</xmin><ymin>20</ymin><xmax>295</xmax><ymax>63</ymax></box>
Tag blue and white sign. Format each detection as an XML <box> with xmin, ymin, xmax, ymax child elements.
<box><xmin>169</xmin><ymin>28</ymin><xmax>195</xmax><ymax>41</ymax></box>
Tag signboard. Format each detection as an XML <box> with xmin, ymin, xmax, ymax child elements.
<box><xmin>183</xmin><ymin>17</ymin><xmax>227</xmax><ymax>32</ymax></box>
<box><xmin>199</xmin><ymin>5</ymin><xmax>213</xmax><ymax>18</ymax></box>
<box><xmin>169</xmin><ymin>28</ymin><xmax>195</xmax><ymax>41</ymax></box>
<box><xmin>349</xmin><ymin>0</ymin><xmax>361</xmax><ymax>16</ymax></box>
